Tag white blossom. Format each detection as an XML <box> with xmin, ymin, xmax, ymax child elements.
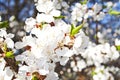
<box><xmin>25</xmin><ymin>17</ymin><xmax>36</xmax><ymax>32</ymax></box>
<box><xmin>115</xmin><ymin>38</ymin><xmax>120</xmax><ymax>46</ymax></box>
<box><xmin>36</xmin><ymin>13</ymin><xmax>54</xmax><ymax>23</ymax></box>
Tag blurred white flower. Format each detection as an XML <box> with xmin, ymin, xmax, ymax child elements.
<box><xmin>106</xmin><ymin>1</ymin><xmax>113</xmax><ymax>8</ymax></box>
<box><xmin>95</xmin><ymin>12</ymin><xmax>105</xmax><ymax>21</ymax></box>
<box><xmin>71</xmin><ymin>3</ymin><xmax>87</xmax><ymax>22</ymax></box>
<box><xmin>9</xmin><ymin>16</ymin><xmax>15</xmax><ymax>21</ymax></box>
<box><xmin>70</xmin><ymin>61</ymin><xmax>76</xmax><ymax>68</ymax></box>
<box><xmin>93</xmin><ymin>3</ymin><xmax>102</xmax><ymax>14</ymax></box>
<box><xmin>0</xmin><ymin>16</ymin><xmax>2</xmax><ymax>21</ymax></box>
<box><xmin>111</xmin><ymin>46</ymin><xmax>119</xmax><ymax>60</ymax></box>
<box><xmin>36</xmin><ymin>0</ymin><xmax>53</xmax><ymax>13</ymax></box>
<box><xmin>115</xmin><ymin>38</ymin><xmax>120</xmax><ymax>46</ymax></box>
<box><xmin>92</xmin><ymin>66</ymin><xmax>114</xmax><ymax>80</ymax></box>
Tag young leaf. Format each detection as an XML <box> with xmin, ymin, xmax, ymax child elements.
<box><xmin>54</xmin><ymin>15</ymin><xmax>65</xmax><ymax>19</ymax></box>
<box><xmin>70</xmin><ymin>24</ymin><xmax>75</xmax><ymax>35</ymax></box>
<box><xmin>0</xmin><ymin>21</ymin><xmax>9</xmax><ymax>28</ymax></box>
<box><xmin>3</xmin><ymin>43</ymin><xmax>7</xmax><ymax>52</ymax></box>
<box><xmin>91</xmin><ymin>71</ymin><xmax>97</xmax><ymax>76</ymax></box>
<box><xmin>70</xmin><ymin>23</ymin><xmax>84</xmax><ymax>36</ymax></box>
<box><xmin>109</xmin><ymin>9</ymin><xmax>120</xmax><ymax>15</ymax></box>
<box><xmin>116</xmin><ymin>45</ymin><xmax>120</xmax><ymax>51</ymax></box>
<box><xmin>32</xmin><ymin>76</ymin><xmax>38</xmax><ymax>80</ymax></box>
<box><xmin>80</xmin><ymin>0</ymin><xmax>88</xmax><ymax>4</ymax></box>
<box><xmin>5</xmin><ymin>51</ymin><xmax>14</xmax><ymax>58</ymax></box>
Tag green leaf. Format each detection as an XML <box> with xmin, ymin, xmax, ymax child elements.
<box><xmin>5</xmin><ymin>51</ymin><xmax>14</xmax><ymax>58</ymax></box>
<box><xmin>109</xmin><ymin>9</ymin><xmax>120</xmax><ymax>15</ymax></box>
<box><xmin>32</xmin><ymin>76</ymin><xmax>39</xmax><ymax>80</ymax></box>
<box><xmin>0</xmin><ymin>21</ymin><xmax>9</xmax><ymax>28</ymax></box>
<box><xmin>16</xmin><ymin>61</ymin><xmax>21</xmax><ymax>65</ymax></box>
<box><xmin>100</xmin><ymin>70</ymin><xmax>104</xmax><ymax>74</ymax></box>
<box><xmin>3</xmin><ymin>43</ymin><xmax>7</xmax><ymax>52</ymax></box>
<box><xmin>70</xmin><ymin>23</ymin><xmax>84</xmax><ymax>36</ymax></box>
<box><xmin>94</xmin><ymin>34</ymin><xmax>97</xmax><ymax>39</ymax></box>
<box><xmin>80</xmin><ymin>0</ymin><xmax>88</xmax><ymax>4</ymax></box>
<box><xmin>103</xmin><ymin>5</ymin><xmax>107</xmax><ymax>9</ymax></box>
<box><xmin>91</xmin><ymin>71</ymin><xmax>97</xmax><ymax>76</ymax></box>
<box><xmin>54</xmin><ymin>15</ymin><xmax>65</xmax><ymax>19</ymax></box>
<box><xmin>116</xmin><ymin>45</ymin><xmax>120</xmax><ymax>51</ymax></box>
<box><xmin>70</xmin><ymin>24</ymin><xmax>75</xmax><ymax>35</ymax></box>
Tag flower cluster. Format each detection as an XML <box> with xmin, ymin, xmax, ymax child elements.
<box><xmin>71</xmin><ymin>2</ymin><xmax>105</xmax><ymax>25</ymax></box>
<box><xmin>91</xmin><ymin>66</ymin><xmax>119</xmax><ymax>80</ymax></box>
<box><xmin>14</xmin><ymin>0</ymin><xmax>89</xmax><ymax>79</ymax></box>
<box><xmin>0</xmin><ymin>29</ymin><xmax>15</xmax><ymax>80</ymax></box>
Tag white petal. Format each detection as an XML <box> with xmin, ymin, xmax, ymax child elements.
<box><xmin>115</xmin><ymin>39</ymin><xmax>120</xmax><ymax>46</ymax></box>
<box><xmin>5</xmin><ymin>38</ymin><xmax>14</xmax><ymax>49</ymax></box>
<box><xmin>25</xmin><ymin>17</ymin><xmax>36</xmax><ymax>26</ymax></box>
<box><xmin>0</xmin><ymin>29</ymin><xmax>7</xmax><ymax>37</ymax></box>
<box><xmin>63</xmin><ymin>50</ymin><xmax>74</xmax><ymax>57</ymax></box>
<box><xmin>4</xmin><ymin>67</ymin><xmax>14</xmax><ymax>80</ymax></box>
<box><xmin>6</xmin><ymin>33</ymin><xmax>14</xmax><ymax>38</ymax></box>
<box><xmin>50</xmin><ymin>10</ymin><xmax>61</xmax><ymax>17</ymax></box>
<box><xmin>39</xmin><ymin>69</ymin><xmax>49</xmax><ymax>75</ymax></box>
<box><xmin>36</xmin><ymin>13</ymin><xmax>54</xmax><ymax>23</ymax></box>
<box><xmin>0</xmin><ymin>58</ymin><xmax>6</xmax><ymax>71</ymax></box>
<box><xmin>15</xmin><ymin>42</ymin><xmax>25</xmax><ymax>49</ymax></box>
<box><xmin>60</xmin><ymin>57</ymin><xmax>69</xmax><ymax>65</ymax></box>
